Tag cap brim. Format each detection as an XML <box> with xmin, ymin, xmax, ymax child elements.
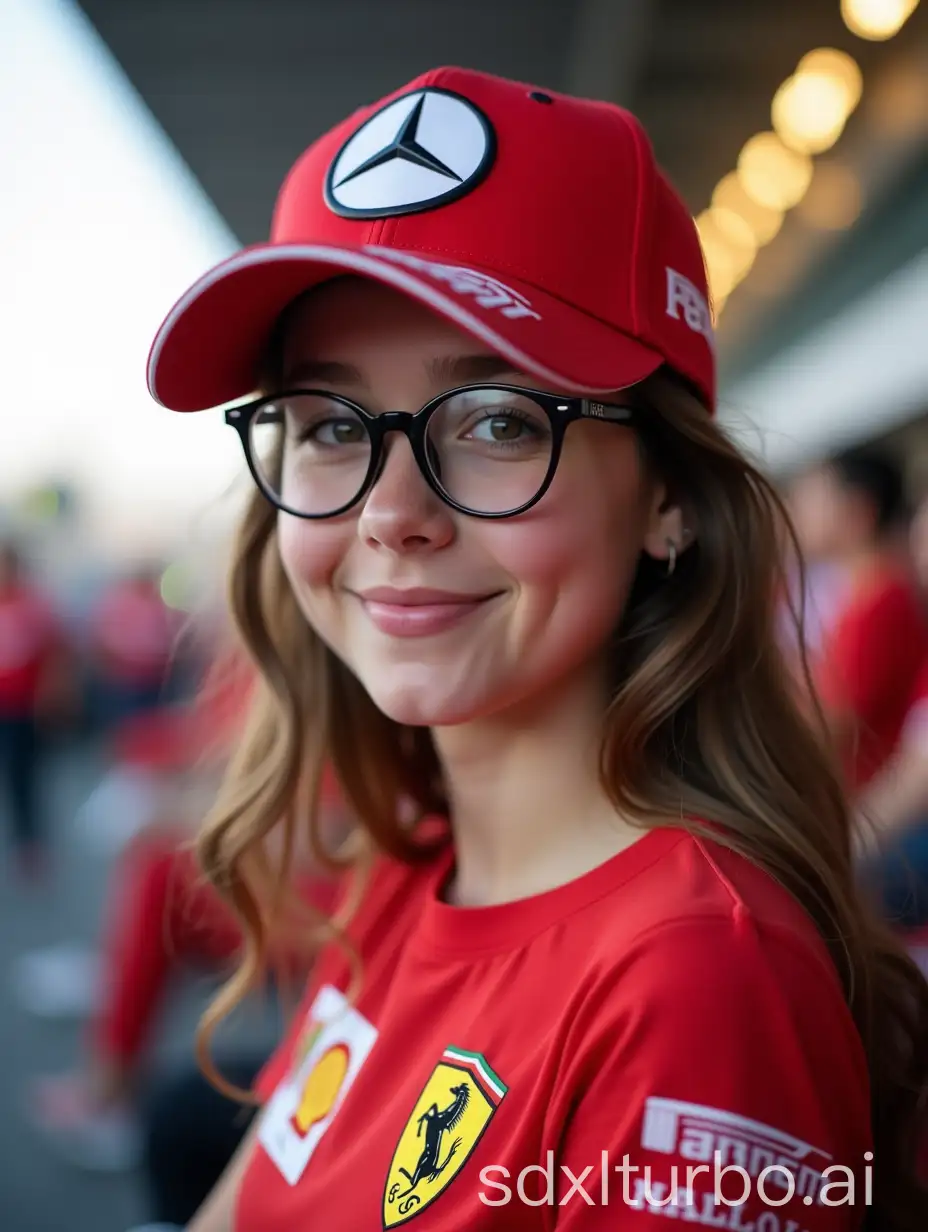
<box><xmin>148</xmin><ymin>243</ymin><xmax>664</xmax><ymax>412</ymax></box>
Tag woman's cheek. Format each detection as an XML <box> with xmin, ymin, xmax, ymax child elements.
<box><xmin>478</xmin><ymin>498</ymin><xmax>615</xmax><ymax>588</ymax></box>
<box><xmin>277</xmin><ymin>514</ymin><xmax>351</xmax><ymax>589</ymax></box>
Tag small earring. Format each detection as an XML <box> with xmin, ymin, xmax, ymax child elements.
<box><xmin>665</xmin><ymin>538</ymin><xmax>677</xmax><ymax>578</ymax></box>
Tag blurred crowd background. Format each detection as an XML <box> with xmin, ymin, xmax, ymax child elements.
<box><xmin>3</xmin><ymin>0</ymin><xmax>928</xmax><ymax>1228</ymax></box>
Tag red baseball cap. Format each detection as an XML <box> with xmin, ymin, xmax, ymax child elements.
<box><xmin>147</xmin><ymin>66</ymin><xmax>715</xmax><ymax>414</ymax></box>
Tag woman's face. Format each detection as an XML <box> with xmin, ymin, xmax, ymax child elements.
<box><xmin>275</xmin><ymin>278</ymin><xmax>679</xmax><ymax>728</ymax></box>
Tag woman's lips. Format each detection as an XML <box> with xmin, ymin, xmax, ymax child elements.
<box><xmin>353</xmin><ymin>588</ymin><xmax>500</xmax><ymax>638</ymax></box>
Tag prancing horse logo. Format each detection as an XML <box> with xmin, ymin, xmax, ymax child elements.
<box><xmin>382</xmin><ymin>1047</ymin><xmax>507</xmax><ymax>1228</ymax></box>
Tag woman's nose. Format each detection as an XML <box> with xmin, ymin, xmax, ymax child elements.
<box><xmin>357</xmin><ymin>434</ymin><xmax>455</xmax><ymax>553</ymax></box>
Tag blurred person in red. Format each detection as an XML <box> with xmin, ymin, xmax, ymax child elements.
<box><xmin>88</xmin><ymin>562</ymin><xmax>184</xmax><ymax>728</ymax></box>
<box><xmin>25</xmin><ymin>647</ymin><xmax>346</xmax><ymax>1172</ymax></box>
<box><xmin>854</xmin><ymin>492</ymin><xmax>928</xmax><ymax>931</ymax></box>
<box><xmin>786</xmin><ymin>446</ymin><xmax>928</xmax><ymax>793</ymax></box>
<box><xmin>0</xmin><ymin>537</ymin><xmax>73</xmax><ymax>877</ymax></box>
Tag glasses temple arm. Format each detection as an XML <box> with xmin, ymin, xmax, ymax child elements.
<box><xmin>579</xmin><ymin>399</ymin><xmax>635</xmax><ymax>422</ymax></box>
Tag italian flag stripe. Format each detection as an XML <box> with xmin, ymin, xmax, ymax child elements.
<box><xmin>442</xmin><ymin>1047</ymin><xmax>508</xmax><ymax>1102</ymax></box>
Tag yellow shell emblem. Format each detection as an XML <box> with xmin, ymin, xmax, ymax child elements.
<box><xmin>383</xmin><ymin>1047</ymin><xmax>508</xmax><ymax>1228</ymax></box>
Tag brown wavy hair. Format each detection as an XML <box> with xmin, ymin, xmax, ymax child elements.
<box><xmin>195</xmin><ymin>364</ymin><xmax>928</xmax><ymax>1231</ymax></box>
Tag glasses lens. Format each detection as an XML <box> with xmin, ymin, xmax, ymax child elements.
<box><xmin>426</xmin><ymin>389</ymin><xmax>553</xmax><ymax>513</ymax></box>
<box><xmin>249</xmin><ymin>394</ymin><xmax>372</xmax><ymax>515</ymax></box>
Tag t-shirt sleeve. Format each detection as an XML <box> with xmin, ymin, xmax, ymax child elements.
<box><xmin>546</xmin><ymin>914</ymin><xmax>871</xmax><ymax>1229</ymax></box>
<box><xmin>815</xmin><ymin>578</ymin><xmax>925</xmax><ymax>720</ymax></box>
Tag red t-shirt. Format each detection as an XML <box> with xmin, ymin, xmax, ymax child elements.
<box><xmin>237</xmin><ymin>827</ymin><xmax>871</xmax><ymax>1231</ymax></box>
<box><xmin>813</xmin><ymin>563</ymin><xmax>928</xmax><ymax>789</ymax></box>
<box><xmin>0</xmin><ymin>585</ymin><xmax>59</xmax><ymax>715</ymax></box>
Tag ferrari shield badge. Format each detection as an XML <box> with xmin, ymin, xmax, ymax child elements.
<box><xmin>383</xmin><ymin>1046</ymin><xmax>508</xmax><ymax>1227</ymax></box>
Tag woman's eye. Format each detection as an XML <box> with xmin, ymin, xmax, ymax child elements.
<box><xmin>297</xmin><ymin>418</ymin><xmax>366</xmax><ymax>445</ymax></box>
<box><xmin>463</xmin><ymin>408</ymin><xmax>551</xmax><ymax>445</ymax></box>
<box><xmin>471</xmin><ymin>415</ymin><xmax>529</xmax><ymax>442</ymax></box>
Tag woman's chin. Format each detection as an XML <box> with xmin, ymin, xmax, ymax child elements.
<box><xmin>362</xmin><ymin>677</ymin><xmax>489</xmax><ymax>730</ymax></box>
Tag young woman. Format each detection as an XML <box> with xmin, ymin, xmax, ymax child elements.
<box><xmin>145</xmin><ymin>67</ymin><xmax>928</xmax><ymax>1231</ymax></box>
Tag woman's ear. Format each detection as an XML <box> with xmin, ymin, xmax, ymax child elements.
<box><xmin>641</xmin><ymin>486</ymin><xmax>696</xmax><ymax>566</ymax></box>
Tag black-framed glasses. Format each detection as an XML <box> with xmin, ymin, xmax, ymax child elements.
<box><xmin>225</xmin><ymin>383</ymin><xmax>636</xmax><ymax>520</ymax></box>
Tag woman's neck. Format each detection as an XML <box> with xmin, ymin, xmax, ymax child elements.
<box><xmin>432</xmin><ymin>662</ymin><xmax>647</xmax><ymax>908</ymax></box>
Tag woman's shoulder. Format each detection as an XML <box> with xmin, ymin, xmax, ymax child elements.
<box><xmin>534</xmin><ymin>827</ymin><xmax>847</xmax><ymax>1029</ymax></box>
<box><xmin>551</xmin><ymin>833</ymin><xmax>873</xmax><ymax>1219</ymax></box>
<box><xmin>553</xmin><ymin>829</ymin><xmax>868</xmax><ymax>1112</ymax></box>
<box><xmin>631</xmin><ymin>825</ymin><xmax>835</xmax><ymax>940</ymax></box>
<box><xmin>576</xmin><ymin>827</ymin><xmax>857</xmax><ymax>1039</ymax></box>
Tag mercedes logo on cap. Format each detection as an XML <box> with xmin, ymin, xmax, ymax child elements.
<box><xmin>325</xmin><ymin>87</ymin><xmax>496</xmax><ymax>219</ymax></box>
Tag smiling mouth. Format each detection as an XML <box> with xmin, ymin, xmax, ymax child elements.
<box><xmin>351</xmin><ymin>590</ymin><xmax>503</xmax><ymax>638</ymax></box>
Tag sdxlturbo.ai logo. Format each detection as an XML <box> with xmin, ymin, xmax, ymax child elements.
<box><xmin>477</xmin><ymin>1097</ymin><xmax>872</xmax><ymax>1229</ymax></box>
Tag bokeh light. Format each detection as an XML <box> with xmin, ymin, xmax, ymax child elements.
<box><xmin>772</xmin><ymin>50</ymin><xmax>862</xmax><ymax>155</ymax></box>
<box><xmin>737</xmin><ymin>132</ymin><xmax>814</xmax><ymax>211</ymax></box>
<box><xmin>712</xmin><ymin>173</ymin><xmax>784</xmax><ymax>246</ymax></box>
<box><xmin>841</xmin><ymin>0</ymin><xmax>920</xmax><ymax>40</ymax></box>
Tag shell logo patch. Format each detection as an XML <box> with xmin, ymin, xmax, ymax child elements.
<box><xmin>259</xmin><ymin>985</ymin><xmax>378</xmax><ymax>1186</ymax></box>
<box><xmin>383</xmin><ymin>1046</ymin><xmax>508</xmax><ymax>1228</ymax></box>
<box><xmin>289</xmin><ymin>1042</ymin><xmax>350</xmax><ymax>1138</ymax></box>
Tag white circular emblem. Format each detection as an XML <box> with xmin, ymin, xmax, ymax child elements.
<box><xmin>325</xmin><ymin>87</ymin><xmax>496</xmax><ymax>219</ymax></box>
